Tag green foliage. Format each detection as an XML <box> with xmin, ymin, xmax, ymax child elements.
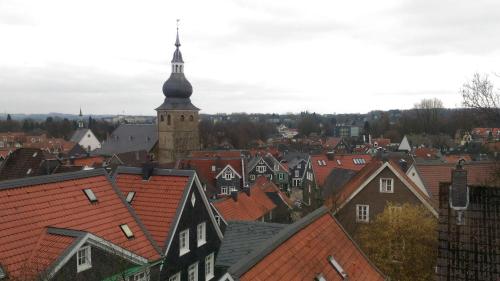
<box><xmin>357</xmin><ymin>203</ymin><xmax>437</xmax><ymax>281</ymax></box>
<box><xmin>297</xmin><ymin>111</ymin><xmax>321</xmax><ymax>137</ymax></box>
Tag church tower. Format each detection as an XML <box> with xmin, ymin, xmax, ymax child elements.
<box><xmin>156</xmin><ymin>25</ymin><xmax>200</xmax><ymax>164</ymax></box>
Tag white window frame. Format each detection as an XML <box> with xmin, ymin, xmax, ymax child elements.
<box><xmin>224</xmin><ymin>170</ymin><xmax>232</xmax><ymax>180</ymax></box>
<box><xmin>76</xmin><ymin>245</ymin><xmax>92</xmax><ymax>272</ymax></box>
<box><xmin>279</xmin><ymin>173</ymin><xmax>284</xmax><ymax>180</ymax></box>
<box><xmin>215</xmin><ymin>215</ymin><xmax>221</xmax><ymax>225</ymax></box>
<box><xmin>168</xmin><ymin>272</ymin><xmax>180</xmax><ymax>281</ymax></box>
<box><xmin>188</xmin><ymin>262</ymin><xmax>198</xmax><ymax>281</ymax></box>
<box><xmin>294</xmin><ymin>170</ymin><xmax>299</xmax><ymax>178</ymax></box>
<box><xmin>221</xmin><ymin>186</ymin><xmax>228</xmax><ymax>195</ymax></box>
<box><xmin>250</xmin><ymin>174</ymin><xmax>255</xmax><ymax>180</ymax></box>
<box><xmin>128</xmin><ymin>270</ymin><xmax>149</xmax><ymax>281</ymax></box>
<box><xmin>211</xmin><ymin>165</ymin><xmax>216</xmax><ymax>172</ymax></box>
<box><xmin>179</xmin><ymin>229</ymin><xmax>190</xmax><ymax>256</ymax></box>
<box><xmin>356</xmin><ymin>204</ymin><xmax>369</xmax><ymax>223</ymax></box>
<box><xmin>380</xmin><ymin>178</ymin><xmax>394</xmax><ymax>193</ymax></box>
<box><xmin>197</xmin><ymin>222</ymin><xmax>206</xmax><ymax>247</ymax></box>
<box><xmin>229</xmin><ymin>186</ymin><xmax>237</xmax><ymax>192</ymax></box>
<box><xmin>256</xmin><ymin>165</ymin><xmax>266</xmax><ymax>173</ymax></box>
<box><xmin>205</xmin><ymin>253</ymin><xmax>215</xmax><ymax>280</ymax></box>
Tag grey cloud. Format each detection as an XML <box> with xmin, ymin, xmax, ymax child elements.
<box><xmin>373</xmin><ymin>0</ymin><xmax>500</xmax><ymax>55</ymax></box>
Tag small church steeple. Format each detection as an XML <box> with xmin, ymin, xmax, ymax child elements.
<box><xmin>78</xmin><ymin>108</ymin><xmax>84</xmax><ymax>128</ymax></box>
<box><xmin>172</xmin><ymin>19</ymin><xmax>184</xmax><ymax>73</ymax></box>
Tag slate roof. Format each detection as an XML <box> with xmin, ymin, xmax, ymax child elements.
<box><xmin>212</xmin><ymin>186</ymin><xmax>276</xmax><ymax>221</ymax></box>
<box><xmin>0</xmin><ymin>148</ymin><xmax>60</xmax><ymax>181</ymax></box>
<box><xmin>311</xmin><ymin>154</ymin><xmax>372</xmax><ymax>186</ymax></box>
<box><xmin>282</xmin><ymin>152</ymin><xmax>309</xmax><ymax>169</ymax></box>
<box><xmin>226</xmin><ymin>206</ymin><xmax>386</xmax><ymax>281</ymax></box>
<box><xmin>0</xmin><ymin>169</ymin><xmax>161</xmax><ymax>279</ymax></box>
<box><xmin>113</xmin><ymin>166</ymin><xmax>194</xmax><ymax>250</ymax></box>
<box><xmin>322</xmin><ymin>168</ymin><xmax>357</xmax><ymax>200</ymax></box>
<box><xmin>95</xmin><ymin>124</ymin><xmax>157</xmax><ymax>156</ymax></box>
<box><xmin>69</xmin><ymin>128</ymin><xmax>88</xmax><ymax>143</ymax></box>
<box><xmin>412</xmin><ymin>162</ymin><xmax>499</xmax><ymax>206</ymax></box>
<box><xmin>216</xmin><ymin>221</ymin><xmax>286</xmax><ymax>268</ymax></box>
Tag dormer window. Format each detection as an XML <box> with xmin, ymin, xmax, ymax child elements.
<box><xmin>126</xmin><ymin>192</ymin><xmax>136</xmax><ymax>203</ymax></box>
<box><xmin>224</xmin><ymin>170</ymin><xmax>232</xmax><ymax>180</ymax></box>
<box><xmin>77</xmin><ymin>245</ymin><xmax>92</xmax><ymax>272</ymax></box>
<box><xmin>120</xmin><ymin>224</ymin><xmax>134</xmax><ymax>239</ymax></box>
<box><xmin>83</xmin><ymin>189</ymin><xmax>98</xmax><ymax>203</ymax></box>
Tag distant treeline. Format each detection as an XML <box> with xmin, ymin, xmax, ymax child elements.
<box><xmin>0</xmin><ymin>114</ymin><xmax>116</xmax><ymax>141</ymax></box>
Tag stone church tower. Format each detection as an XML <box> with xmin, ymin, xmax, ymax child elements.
<box><xmin>156</xmin><ymin>27</ymin><xmax>200</xmax><ymax>164</ymax></box>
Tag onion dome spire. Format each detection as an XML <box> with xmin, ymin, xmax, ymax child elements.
<box><xmin>162</xmin><ymin>20</ymin><xmax>193</xmax><ymax>99</ymax></box>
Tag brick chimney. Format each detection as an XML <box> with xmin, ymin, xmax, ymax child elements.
<box><xmin>231</xmin><ymin>191</ymin><xmax>238</xmax><ymax>201</ymax></box>
<box><xmin>450</xmin><ymin>160</ymin><xmax>468</xmax><ymax>225</ymax></box>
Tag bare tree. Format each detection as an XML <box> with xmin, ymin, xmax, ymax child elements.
<box><xmin>461</xmin><ymin>73</ymin><xmax>500</xmax><ymax>123</ymax></box>
<box><xmin>414</xmin><ymin>98</ymin><xmax>444</xmax><ymax>134</ymax></box>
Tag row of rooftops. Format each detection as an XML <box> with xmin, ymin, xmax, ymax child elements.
<box><xmin>0</xmin><ymin>164</ymin><xmax>387</xmax><ymax>281</ymax></box>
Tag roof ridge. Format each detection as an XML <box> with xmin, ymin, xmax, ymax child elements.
<box><xmin>0</xmin><ymin>168</ymin><xmax>107</xmax><ymax>190</ymax></box>
<box><xmin>228</xmin><ymin>206</ymin><xmax>329</xmax><ymax>277</ymax></box>
<box><xmin>115</xmin><ymin>166</ymin><xmax>195</xmax><ymax>177</ymax></box>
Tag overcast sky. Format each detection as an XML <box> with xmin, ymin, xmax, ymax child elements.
<box><xmin>1</xmin><ymin>0</ymin><xmax>500</xmax><ymax>115</ymax></box>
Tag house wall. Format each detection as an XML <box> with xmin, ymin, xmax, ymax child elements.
<box><xmin>78</xmin><ymin>130</ymin><xmax>101</xmax><ymax>152</ymax></box>
<box><xmin>335</xmin><ymin>167</ymin><xmax>424</xmax><ymax>237</ymax></box>
<box><xmin>160</xmin><ymin>184</ymin><xmax>221</xmax><ymax>281</ymax></box>
<box><xmin>216</xmin><ymin>170</ymin><xmax>241</xmax><ymax>195</ymax></box>
<box><xmin>51</xmin><ymin>243</ymin><xmax>139</xmax><ymax>281</ymax></box>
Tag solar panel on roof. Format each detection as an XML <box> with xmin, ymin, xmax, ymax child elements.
<box><xmin>83</xmin><ymin>188</ymin><xmax>98</xmax><ymax>203</ymax></box>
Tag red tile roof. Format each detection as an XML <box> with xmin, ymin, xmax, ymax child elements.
<box><xmin>414</xmin><ymin>147</ymin><xmax>439</xmax><ymax>159</ymax></box>
<box><xmin>73</xmin><ymin>156</ymin><xmax>105</xmax><ymax>167</ymax></box>
<box><xmin>237</xmin><ymin>208</ymin><xmax>385</xmax><ymax>281</ymax></box>
<box><xmin>372</xmin><ymin>138</ymin><xmax>391</xmax><ymax>148</ymax></box>
<box><xmin>213</xmin><ymin>185</ymin><xmax>276</xmax><ymax>221</ymax></box>
<box><xmin>253</xmin><ymin>176</ymin><xmax>294</xmax><ymax>207</ymax></box>
<box><xmin>311</xmin><ymin>154</ymin><xmax>372</xmax><ymax>186</ymax></box>
<box><xmin>176</xmin><ymin>156</ymin><xmax>243</xmax><ymax>195</ymax></box>
<box><xmin>0</xmin><ymin>170</ymin><xmax>160</xmax><ymax>279</ymax></box>
<box><xmin>190</xmin><ymin>150</ymin><xmax>243</xmax><ymax>158</ymax></box>
<box><xmin>443</xmin><ymin>154</ymin><xmax>472</xmax><ymax>164</ymax></box>
<box><xmin>114</xmin><ymin>172</ymin><xmax>190</xmax><ymax>250</ymax></box>
<box><xmin>414</xmin><ymin>162</ymin><xmax>499</xmax><ymax>205</ymax></box>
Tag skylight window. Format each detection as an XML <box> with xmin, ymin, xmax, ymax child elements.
<box><xmin>321</xmin><ymin>160</ymin><xmax>326</xmax><ymax>165</ymax></box>
<box><xmin>328</xmin><ymin>255</ymin><xmax>348</xmax><ymax>279</ymax></box>
<box><xmin>120</xmin><ymin>224</ymin><xmax>134</xmax><ymax>239</ymax></box>
<box><xmin>126</xmin><ymin>192</ymin><xmax>136</xmax><ymax>203</ymax></box>
<box><xmin>32</xmin><ymin>152</ymin><xmax>38</xmax><ymax>157</ymax></box>
<box><xmin>83</xmin><ymin>189</ymin><xmax>98</xmax><ymax>203</ymax></box>
<box><xmin>0</xmin><ymin>264</ymin><xmax>5</xmax><ymax>279</ymax></box>
<box><xmin>26</xmin><ymin>168</ymin><xmax>32</xmax><ymax>175</ymax></box>
<box><xmin>315</xmin><ymin>273</ymin><xmax>327</xmax><ymax>281</ymax></box>
<box><xmin>336</xmin><ymin>160</ymin><xmax>342</xmax><ymax>165</ymax></box>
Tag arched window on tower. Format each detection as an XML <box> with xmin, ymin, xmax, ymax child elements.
<box><xmin>180</xmin><ymin>65</ymin><xmax>183</xmax><ymax>72</ymax></box>
<box><xmin>160</xmin><ymin>115</ymin><xmax>164</xmax><ymax>122</ymax></box>
<box><xmin>167</xmin><ymin>115</ymin><xmax>171</xmax><ymax>125</ymax></box>
<box><xmin>175</xmin><ymin>65</ymin><xmax>178</xmax><ymax>72</ymax></box>
<box><xmin>189</xmin><ymin>115</ymin><xmax>194</xmax><ymax>122</ymax></box>
<box><xmin>180</xmin><ymin>115</ymin><xmax>185</xmax><ymax>121</ymax></box>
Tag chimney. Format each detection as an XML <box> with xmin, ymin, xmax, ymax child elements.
<box><xmin>231</xmin><ymin>191</ymin><xmax>238</xmax><ymax>201</ymax></box>
<box><xmin>326</xmin><ymin>151</ymin><xmax>334</xmax><ymax>161</ymax></box>
<box><xmin>450</xmin><ymin>161</ymin><xmax>468</xmax><ymax>225</ymax></box>
<box><xmin>142</xmin><ymin>161</ymin><xmax>156</xmax><ymax>180</ymax></box>
<box><xmin>244</xmin><ymin>187</ymin><xmax>251</xmax><ymax>196</ymax></box>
